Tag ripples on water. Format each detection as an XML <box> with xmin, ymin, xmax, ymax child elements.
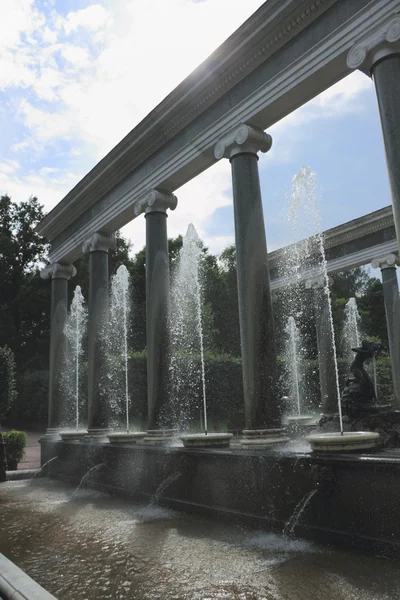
<box><xmin>0</xmin><ymin>479</ymin><xmax>400</xmax><ymax>600</ymax></box>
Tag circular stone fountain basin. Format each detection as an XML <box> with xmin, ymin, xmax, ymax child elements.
<box><xmin>180</xmin><ymin>433</ymin><xmax>233</xmax><ymax>448</ymax></box>
<box><xmin>305</xmin><ymin>431</ymin><xmax>379</xmax><ymax>452</ymax></box>
<box><xmin>60</xmin><ymin>431</ymin><xmax>87</xmax><ymax>441</ymax></box>
<box><xmin>107</xmin><ymin>432</ymin><xmax>148</xmax><ymax>444</ymax></box>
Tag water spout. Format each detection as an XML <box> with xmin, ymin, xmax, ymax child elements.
<box><xmin>283</xmin><ymin>489</ymin><xmax>318</xmax><ymax>537</ymax></box>
<box><xmin>285</xmin><ymin>316</ymin><xmax>302</xmax><ymax>416</ymax></box>
<box><xmin>71</xmin><ymin>463</ymin><xmax>106</xmax><ymax>501</ymax></box>
<box><xmin>30</xmin><ymin>456</ymin><xmax>59</xmax><ymax>483</ymax></box>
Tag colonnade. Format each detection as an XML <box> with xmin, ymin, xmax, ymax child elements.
<box><xmin>41</xmin><ymin>31</ymin><xmax>400</xmax><ymax>440</ymax></box>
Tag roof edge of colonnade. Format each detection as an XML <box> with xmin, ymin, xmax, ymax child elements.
<box><xmin>36</xmin><ymin>0</ymin><xmax>400</xmax><ymax>264</ymax></box>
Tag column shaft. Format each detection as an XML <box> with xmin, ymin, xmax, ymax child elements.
<box><xmin>48</xmin><ymin>276</ymin><xmax>68</xmax><ymax>430</ymax></box>
<box><xmin>87</xmin><ymin>250</ymin><xmax>109</xmax><ymax>430</ymax></box>
<box><xmin>372</xmin><ymin>55</ymin><xmax>400</xmax><ymax>254</ymax></box>
<box><xmin>145</xmin><ymin>212</ymin><xmax>170</xmax><ymax>429</ymax></box>
<box><xmin>314</xmin><ymin>289</ymin><xmax>338</xmax><ymax>414</ymax></box>
<box><xmin>230</xmin><ymin>152</ymin><xmax>280</xmax><ymax>429</ymax></box>
<box><xmin>381</xmin><ymin>266</ymin><xmax>400</xmax><ymax>407</ymax></box>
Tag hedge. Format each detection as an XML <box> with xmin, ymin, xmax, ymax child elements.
<box><xmin>10</xmin><ymin>352</ymin><xmax>395</xmax><ymax>431</ymax></box>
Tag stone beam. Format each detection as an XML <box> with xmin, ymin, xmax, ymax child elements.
<box><xmin>38</xmin><ymin>0</ymin><xmax>397</xmax><ymax>264</ymax></box>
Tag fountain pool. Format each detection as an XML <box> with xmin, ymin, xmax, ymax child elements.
<box><xmin>1</xmin><ymin>479</ymin><xmax>400</xmax><ymax>600</ymax></box>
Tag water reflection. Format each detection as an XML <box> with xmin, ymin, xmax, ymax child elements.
<box><xmin>0</xmin><ymin>479</ymin><xmax>399</xmax><ymax>600</ymax></box>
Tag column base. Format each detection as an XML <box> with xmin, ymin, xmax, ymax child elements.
<box><xmin>143</xmin><ymin>429</ymin><xmax>178</xmax><ymax>445</ymax></box>
<box><xmin>40</xmin><ymin>428</ymin><xmax>61</xmax><ymax>441</ymax></box>
<box><xmin>83</xmin><ymin>428</ymin><xmax>111</xmax><ymax>443</ymax></box>
<box><xmin>240</xmin><ymin>428</ymin><xmax>289</xmax><ymax>449</ymax></box>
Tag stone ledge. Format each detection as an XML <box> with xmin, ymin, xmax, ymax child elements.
<box><xmin>0</xmin><ymin>553</ymin><xmax>57</xmax><ymax>600</ymax></box>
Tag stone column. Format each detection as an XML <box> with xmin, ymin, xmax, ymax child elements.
<box><xmin>305</xmin><ymin>275</ymin><xmax>338</xmax><ymax>415</ymax></box>
<box><xmin>82</xmin><ymin>233</ymin><xmax>115</xmax><ymax>440</ymax></box>
<box><xmin>134</xmin><ymin>190</ymin><xmax>177</xmax><ymax>444</ymax></box>
<box><xmin>371</xmin><ymin>254</ymin><xmax>400</xmax><ymax>407</ymax></box>
<box><xmin>214</xmin><ymin>124</ymin><xmax>288</xmax><ymax>448</ymax></box>
<box><xmin>347</xmin><ymin>16</ymin><xmax>400</xmax><ymax>255</ymax></box>
<box><xmin>40</xmin><ymin>262</ymin><xmax>76</xmax><ymax>438</ymax></box>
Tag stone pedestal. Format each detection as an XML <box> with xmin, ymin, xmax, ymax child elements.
<box><xmin>143</xmin><ymin>429</ymin><xmax>178</xmax><ymax>445</ymax></box>
<box><xmin>240</xmin><ymin>428</ymin><xmax>289</xmax><ymax>449</ymax></box>
<box><xmin>83</xmin><ymin>233</ymin><xmax>115</xmax><ymax>439</ymax></box>
<box><xmin>135</xmin><ymin>190</ymin><xmax>177</xmax><ymax>436</ymax></box>
<box><xmin>371</xmin><ymin>254</ymin><xmax>400</xmax><ymax>407</ymax></box>
<box><xmin>40</xmin><ymin>263</ymin><xmax>76</xmax><ymax>439</ymax></box>
<box><xmin>214</xmin><ymin>125</ymin><xmax>283</xmax><ymax>437</ymax></box>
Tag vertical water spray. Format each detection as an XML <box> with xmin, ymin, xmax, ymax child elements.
<box><xmin>109</xmin><ymin>265</ymin><xmax>131</xmax><ymax>432</ymax></box>
<box><xmin>288</xmin><ymin>166</ymin><xmax>343</xmax><ymax>433</ymax></box>
<box><xmin>343</xmin><ymin>298</ymin><xmax>362</xmax><ymax>362</ymax></box>
<box><xmin>285</xmin><ymin>316</ymin><xmax>302</xmax><ymax>416</ymax></box>
<box><xmin>64</xmin><ymin>286</ymin><xmax>87</xmax><ymax>431</ymax></box>
<box><xmin>170</xmin><ymin>224</ymin><xmax>208</xmax><ymax>434</ymax></box>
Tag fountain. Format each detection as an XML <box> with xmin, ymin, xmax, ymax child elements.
<box><xmin>292</xmin><ymin>168</ymin><xmax>380</xmax><ymax>452</ymax></box>
<box><xmin>170</xmin><ymin>224</ymin><xmax>232</xmax><ymax>448</ymax></box>
<box><xmin>106</xmin><ymin>266</ymin><xmax>147</xmax><ymax>444</ymax></box>
<box><xmin>343</xmin><ymin>297</ymin><xmax>362</xmax><ymax>364</ymax></box>
<box><xmin>284</xmin><ymin>316</ymin><xmax>314</xmax><ymax>434</ymax></box>
<box><xmin>60</xmin><ymin>286</ymin><xmax>88</xmax><ymax>441</ymax></box>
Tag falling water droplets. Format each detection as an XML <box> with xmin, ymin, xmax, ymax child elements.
<box><xmin>170</xmin><ymin>224</ymin><xmax>208</xmax><ymax>433</ymax></box>
<box><xmin>63</xmin><ymin>285</ymin><xmax>87</xmax><ymax>431</ymax></box>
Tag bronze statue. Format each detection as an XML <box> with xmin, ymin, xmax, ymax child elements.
<box><xmin>341</xmin><ymin>340</ymin><xmax>383</xmax><ymax>416</ymax></box>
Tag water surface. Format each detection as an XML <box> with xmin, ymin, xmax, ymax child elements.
<box><xmin>1</xmin><ymin>479</ymin><xmax>399</xmax><ymax>600</ymax></box>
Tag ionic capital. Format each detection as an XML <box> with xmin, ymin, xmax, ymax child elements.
<box><xmin>347</xmin><ymin>15</ymin><xmax>400</xmax><ymax>74</ymax></box>
<box><xmin>214</xmin><ymin>124</ymin><xmax>272</xmax><ymax>160</ymax></box>
<box><xmin>40</xmin><ymin>262</ymin><xmax>77</xmax><ymax>280</ymax></box>
<box><xmin>82</xmin><ymin>232</ymin><xmax>116</xmax><ymax>254</ymax></box>
<box><xmin>371</xmin><ymin>253</ymin><xmax>397</xmax><ymax>270</ymax></box>
<box><xmin>134</xmin><ymin>189</ymin><xmax>178</xmax><ymax>217</ymax></box>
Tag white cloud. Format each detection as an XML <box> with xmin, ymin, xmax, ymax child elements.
<box><xmin>0</xmin><ymin>159</ymin><xmax>20</xmax><ymax>175</ymax></box>
<box><xmin>62</xmin><ymin>5</ymin><xmax>111</xmax><ymax>35</ymax></box>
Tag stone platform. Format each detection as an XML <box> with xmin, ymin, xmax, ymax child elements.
<box><xmin>40</xmin><ymin>439</ymin><xmax>400</xmax><ymax>556</ymax></box>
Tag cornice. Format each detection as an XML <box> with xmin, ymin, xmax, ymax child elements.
<box><xmin>37</xmin><ymin>0</ymin><xmax>335</xmax><ymax>242</ymax></box>
<box><xmin>44</xmin><ymin>0</ymin><xmax>400</xmax><ymax>264</ymax></box>
<box><xmin>268</xmin><ymin>206</ymin><xmax>395</xmax><ymax>270</ymax></box>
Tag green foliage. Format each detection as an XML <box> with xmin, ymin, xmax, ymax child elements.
<box><xmin>0</xmin><ymin>195</ymin><xmax>50</xmax><ymax>367</ymax></box>
<box><xmin>10</xmin><ymin>369</ymin><xmax>49</xmax><ymax>427</ymax></box>
<box><xmin>3</xmin><ymin>430</ymin><xmax>27</xmax><ymax>465</ymax></box>
<box><xmin>0</xmin><ymin>346</ymin><xmax>17</xmax><ymax>420</ymax></box>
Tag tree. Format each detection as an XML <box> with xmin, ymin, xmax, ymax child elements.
<box><xmin>0</xmin><ymin>195</ymin><xmax>50</xmax><ymax>367</ymax></box>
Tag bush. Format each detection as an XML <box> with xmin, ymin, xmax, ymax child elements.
<box><xmin>0</xmin><ymin>346</ymin><xmax>17</xmax><ymax>420</ymax></box>
<box><xmin>3</xmin><ymin>430</ymin><xmax>27</xmax><ymax>469</ymax></box>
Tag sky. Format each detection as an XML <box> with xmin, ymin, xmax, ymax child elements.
<box><xmin>0</xmin><ymin>0</ymin><xmax>393</xmax><ymax>262</ymax></box>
